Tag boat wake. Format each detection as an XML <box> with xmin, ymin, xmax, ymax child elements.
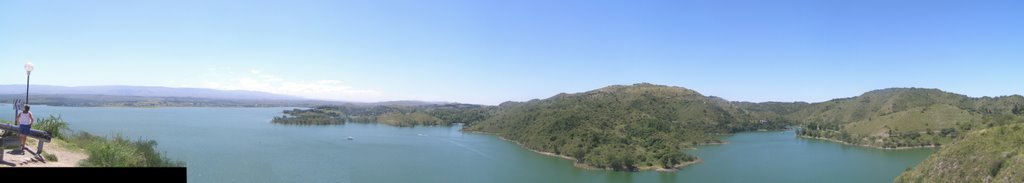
<box><xmin>447</xmin><ymin>139</ymin><xmax>492</xmax><ymax>160</ymax></box>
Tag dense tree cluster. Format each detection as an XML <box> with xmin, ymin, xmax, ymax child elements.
<box><xmin>272</xmin><ymin>108</ymin><xmax>347</xmax><ymax>125</ymax></box>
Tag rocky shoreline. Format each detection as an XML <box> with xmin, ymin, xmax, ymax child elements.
<box><xmin>797</xmin><ymin>135</ymin><xmax>939</xmax><ymax>150</ymax></box>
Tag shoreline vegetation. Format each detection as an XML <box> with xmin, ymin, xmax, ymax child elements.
<box><xmin>797</xmin><ymin>135</ymin><xmax>938</xmax><ymax>150</ymax></box>
<box><xmin>790</xmin><ymin>88</ymin><xmax>1024</xmax><ymax>149</ymax></box>
<box><xmin>271</xmin><ymin>103</ymin><xmax>493</xmax><ymax>127</ymax></box>
<box><xmin>495</xmin><ymin>136</ymin><xmax>703</xmax><ymax>172</ymax></box>
<box><xmin>272</xmin><ymin>83</ymin><xmax>1024</xmax><ymax>172</ymax></box>
<box><xmin>5</xmin><ymin>115</ymin><xmax>183</xmax><ymax>167</ymax></box>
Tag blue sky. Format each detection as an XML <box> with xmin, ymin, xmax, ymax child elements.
<box><xmin>0</xmin><ymin>0</ymin><xmax>1022</xmax><ymax>105</ymax></box>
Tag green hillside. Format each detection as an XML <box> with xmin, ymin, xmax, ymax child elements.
<box><xmin>464</xmin><ymin>83</ymin><xmax>792</xmax><ymax>171</ymax></box>
<box><xmin>795</xmin><ymin>88</ymin><xmax>1024</xmax><ymax>148</ymax></box>
<box><xmin>894</xmin><ymin>123</ymin><xmax>1024</xmax><ymax>183</ymax></box>
<box><xmin>377</xmin><ymin>111</ymin><xmax>445</xmax><ymax>126</ymax></box>
<box><xmin>271</xmin><ymin>83</ymin><xmax>1024</xmax><ymax>172</ymax></box>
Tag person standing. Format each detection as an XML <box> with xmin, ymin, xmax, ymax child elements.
<box><xmin>15</xmin><ymin>105</ymin><xmax>33</xmax><ymax>150</ymax></box>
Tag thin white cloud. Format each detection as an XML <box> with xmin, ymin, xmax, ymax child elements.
<box><xmin>202</xmin><ymin>69</ymin><xmax>383</xmax><ymax>101</ymax></box>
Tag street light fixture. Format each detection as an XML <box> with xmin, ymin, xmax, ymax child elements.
<box><xmin>24</xmin><ymin>63</ymin><xmax>33</xmax><ymax>105</ymax></box>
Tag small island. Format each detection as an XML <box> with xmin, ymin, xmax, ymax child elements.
<box><xmin>272</xmin><ymin>103</ymin><xmax>493</xmax><ymax>127</ymax></box>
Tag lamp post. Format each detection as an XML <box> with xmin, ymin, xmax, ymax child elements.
<box><xmin>24</xmin><ymin>63</ymin><xmax>33</xmax><ymax>105</ymax></box>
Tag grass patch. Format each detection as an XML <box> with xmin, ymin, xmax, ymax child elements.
<box><xmin>67</xmin><ymin>132</ymin><xmax>184</xmax><ymax>167</ymax></box>
<box><xmin>23</xmin><ymin>116</ymin><xmax>183</xmax><ymax>167</ymax></box>
<box><xmin>42</xmin><ymin>153</ymin><xmax>57</xmax><ymax>162</ymax></box>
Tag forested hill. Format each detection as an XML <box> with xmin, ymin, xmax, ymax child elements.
<box><xmin>793</xmin><ymin>88</ymin><xmax>1024</xmax><ymax>148</ymax></box>
<box><xmin>271</xmin><ymin>83</ymin><xmax>1024</xmax><ymax>171</ymax></box>
<box><xmin>464</xmin><ymin>83</ymin><xmax>794</xmax><ymax>171</ymax></box>
<box><xmin>894</xmin><ymin>123</ymin><xmax>1024</xmax><ymax>183</ymax></box>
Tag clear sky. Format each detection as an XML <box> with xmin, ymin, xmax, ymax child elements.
<box><xmin>1</xmin><ymin>0</ymin><xmax>1022</xmax><ymax>105</ymax></box>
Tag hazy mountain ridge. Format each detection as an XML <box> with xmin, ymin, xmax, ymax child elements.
<box><xmin>0</xmin><ymin>85</ymin><xmax>457</xmax><ymax>107</ymax></box>
<box><xmin>0</xmin><ymin>85</ymin><xmax>304</xmax><ymax>100</ymax></box>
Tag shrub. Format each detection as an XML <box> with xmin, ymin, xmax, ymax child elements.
<box><xmin>33</xmin><ymin>115</ymin><xmax>70</xmax><ymax>140</ymax></box>
<box><xmin>43</xmin><ymin>153</ymin><xmax>58</xmax><ymax>162</ymax></box>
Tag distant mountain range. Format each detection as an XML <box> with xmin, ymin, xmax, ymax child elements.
<box><xmin>0</xmin><ymin>85</ymin><xmax>305</xmax><ymax>100</ymax></box>
<box><xmin>0</xmin><ymin>85</ymin><xmax>451</xmax><ymax>107</ymax></box>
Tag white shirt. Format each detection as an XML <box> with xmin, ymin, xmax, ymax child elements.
<box><xmin>17</xmin><ymin>112</ymin><xmax>33</xmax><ymax>125</ymax></box>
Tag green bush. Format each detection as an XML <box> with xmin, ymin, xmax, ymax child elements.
<box><xmin>33</xmin><ymin>115</ymin><xmax>70</xmax><ymax>140</ymax></box>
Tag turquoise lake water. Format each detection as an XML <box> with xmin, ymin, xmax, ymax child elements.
<box><xmin>1</xmin><ymin>105</ymin><xmax>933</xmax><ymax>183</ymax></box>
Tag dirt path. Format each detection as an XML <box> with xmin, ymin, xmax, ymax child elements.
<box><xmin>0</xmin><ymin>137</ymin><xmax>87</xmax><ymax>167</ymax></box>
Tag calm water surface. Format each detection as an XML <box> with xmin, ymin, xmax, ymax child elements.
<box><xmin>2</xmin><ymin>105</ymin><xmax>933</xmax><ymax>183</ymax></box>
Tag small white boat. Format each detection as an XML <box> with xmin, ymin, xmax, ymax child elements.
<box><xmin>347</xmin><ymin>136</ymin><xmax>355</xmax><ymax>140</ymax></box>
